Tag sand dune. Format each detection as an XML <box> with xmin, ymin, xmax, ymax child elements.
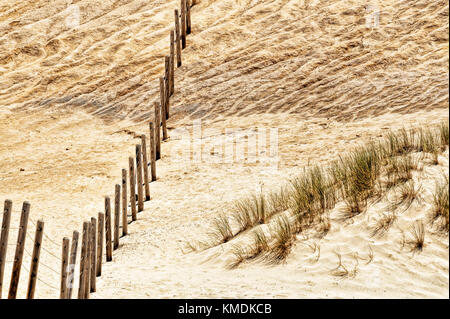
<box><xmin>0</xmin><ymin>0</ymin><xmax>448</xmax><ymax>298</ymax></box>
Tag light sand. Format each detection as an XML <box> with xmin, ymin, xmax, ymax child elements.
<box><xmin>0</xmin><ymin>0</ymin><xmax>448</xmax><ymax>298</ymax></box>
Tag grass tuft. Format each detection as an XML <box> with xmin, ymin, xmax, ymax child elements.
<box><xmin>432</xmin><ymin>175</ymin><xmax>449</xmax><ymax>233</ymax></box>
<box><xmin>407</xmin><ymin>220</ymin><xmax>426</xmax><ymax>252</ymax></box>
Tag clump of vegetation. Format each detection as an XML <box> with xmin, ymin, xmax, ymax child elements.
<box><xmin>205</xmin><ymin>122</ymin><xmax>448</xmax><ymax>266</ymax></box>
<box><xmin>267</xmin><ymin>215</ymin><xmax>296</xmax><ymax>263</ymax></box>
<box><xmin>431</xmin><ymin>175</ymin><xmax>449</xmax><ymax>233</ymax></box>
<box><xmin>330</xmin><ymin>252</ymin><xmax>358</xmax><ymax>278</ymax></box>
<box><xmin>407</xmin><ymin>220</ymin><xmax>426</xmax><ymax>252</ymax></box>
<box><xmin>371</xmin><ymin>212</ymin><xmax>397</xmax><ymax>238</ymax></box>
<box><xmin>233</xmin><ymin>193</ymin><xmax>271</xmax><ymax>235</ymax></box>
<box><xmin>290</xmin><ymin>166</ymin><xmax>336</xmax><ymax>227</ymax></box>
<box><xmin>390</xmin><ymin>180</ymin><xmax>421</xmax><ymax>212</ymax></box>
<box><xmin>211</xmin><ymin>214</ymin><xmax>234</xmax><ymax>244</ymax></box>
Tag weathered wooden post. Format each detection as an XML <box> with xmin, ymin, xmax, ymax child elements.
<box><xmin>8</xmin><ymin>201</ymin><xmax>30</xmax><ymax>299</ymax></box>
<box><xmin>149</xmin><ymin>122</ymin><xmax>157</xmax><ymax>181</ymax></box>
<box><xmin>26</xmin><ymin>219</ymin><xmax>44</xmax><ymax>299</ymax></box>
<box><xmin>175</xmin><ymin>9</ymin><xmax>182</xmax><ymax>67</ymax></box>
<box><xmin>114</xmin><ymin>184</ymin><xmax>120</xmax><ymax>250</ymax></box>
<box><xmin>159</xmin><ymin>80</ymin><xmax>168</xmax><ymax>141</ymax></box>
<box><xmin>164</xmin><ymin>56</ymin><xmax>170</xmax><ymax>119</ymax></box>
<box><xmin>141</xmin><ymin>135</ymin><xmax>151</xmax><ymax>201</ymax></box>
<box><xmin>181</xmin><ymin>0</ymin><xmax>187</xmax><ymax>49</ymax></box>
<box><xmin>136</xmin><ymin>144</ymin><xmax>144</xmax><ymax>212</ymax></box>
<box><xmin>105</xmin><ymin>197</ymin><xmax>112</xmax><ymax>262</ymax></box>
<box><xmin>60</xmin><ymin>237</ymin><xmax>70</xmax><ymax>299</ymax></box>
<box><xmin>121</xmin><ymin>169</ymin><xmax>128</xmax><ymax>236</ymax></box>
<box><xmin>129</xmin><ymin>157</ymin><xmax>137</xmax><ymax>221</ymax></box>
<box><xmin>96</xmin><ymin>213</ymin><xmax>104</xmax><ymax>277</ymax></box>
<box><xmin>83</xmin><ymin>222</ymin><xmax>92</xmax><ymax>299</ymax></box>
<box><xmin>67</xmin><ymin>230</ymin><xmax>79</xmax><ymax>299</ymax></box>
<box><xmin>154</xmin><ymin>102</ymin><xmax>161</xmax><ymax>160</ymax></box>
<box><xmin>0</xmin><ymin>200</ymin><xmax>12</xmax><ymax>299</ymax></box>
<box><xmin>170</xmin><ymin>30</ymin><xmax>175</xmax><ymax>95</ymax></box>
<box><xmin>77</xmin><ymin>221</ymin><xmax>89</xmax><ymax>299</ymax></box>
<box><xmin>90</xmin><ymin>217</ymin><xmax>97</xmax><ymax>293</ymax></box>
<box><xmin>187</xmin><ymin>0</ymin><xmax>192</xmax><ymax>34</ymax></box>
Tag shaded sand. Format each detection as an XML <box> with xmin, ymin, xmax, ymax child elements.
<box><xmin>0</xmin><ymin>0</ymin><xmax>448</xmax><ymax>298</ymax></box>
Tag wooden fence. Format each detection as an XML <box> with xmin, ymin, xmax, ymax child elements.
<box><xmin>0</xmin><ymin>0</ymin><xmax>195</xmax><ymax>299</ymax></box>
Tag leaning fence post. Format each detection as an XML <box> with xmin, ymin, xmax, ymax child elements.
<box><xmin>90</xmin><ymin>217</ymin><xmax>97</xmax><ymax>293</ymax></box>
<box><xmin>164</xmin><ymin>56</ymin><xmax>170</xmax><ymax>119</ymax></box>
<box><xmin>175</xmin><ymin>9</ymin><xmax>182</xmax><ymax>67</ymax></box>
<box><xmin>136</xmin><ymin>144</ymin><xmax>144</xmax><ymax>212</ymax></box>
<box><xmin>96</xmin><ymin>213</ymin><xmax>104</xmax><ymax>277</ymax></box>
<box><xmin>121</xmin><ymin>169</ymin><xmax>128</xmax><ymax>236</ymax></box>
<box><xmin>181</xmin><ymin>0</ymin><xmax>187</xmax><ymax>49</ymax></box>
<box><xmin>159</xmin><ymin>79</ymin><xmax>168</xmax><ymax>141</ymax></box>
<box><xmin>186</xmin><ymin>0</ymin><xmax>191</xmax><ymax>34</ymax></box>
<box><xmin>60</xmin><ymin>237</ymin><xmax>70</xmax><ymax>299</ymax></box>
<box><xmin>129</xmin><ymin>157</ymin><xmax>137</xmax><ymax>221</ymax></box>
<box><xmin>154</xmin><ymin>102</ymin><xmax>161</xmax><ymax>160</ymax></box>
<box><xmin>170</xmin><ymin>30</ymin><xmax>175</xmax><ymax>95</ymax></box>
<box><xmin>149</xmin><ymin>122</ymin><xmax>157</xmax><ymax>181</ymax></box>
<box><xmin>114</xmin><ymin>184</ymin><xmax>121</xmax><ymax>250</ymax></box>
<box><xmin>84</xmin><ymin>222</ymin><xmax>92</xmax><ymax>299</ymax></box>
<box><xmin>0</xmin><ymin>200</ymin><xmax>12</xmax><ymax>299</ymax></box>
<box><xmin>77</xmin><ymin>221</ymin><xmax>89</xmax><ymax>299</ymax></box>
<box><xmin>67</xmin><ymin>230</ymin><xmax>79</xmax><ymax>299</ymax></box>
<box><xmin>141</xmin><ymin>135</ymin><xmax>151</xmax><ymax>201</ymax></box>
<box><xmin>105</xmin><ymin>197</ymin><xmax>113</xmax><ymax>262</ymax></box>
<box><xmin>26</xmin><ymin>219</ymin><xmax>44</xmax><ymax>299</ymax></box>
<box><xmin>8</xmin><ymin>201</ymin><xmax>30</xmax><ymax>299</ymax></box>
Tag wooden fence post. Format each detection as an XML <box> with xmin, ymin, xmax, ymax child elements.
<box><xmin>175</xmin><ymin>9</ymin><xmax>182</xmax><ymax>67</ymax></box>
<box><xmin>170</xmin><ymin>30</ymin><xmax>175</xmax><ymax>95</ymax></box>
<box><xmin>105</xmin><ymin>197</ymin><xmax>112</xmax><ymax>262</ymax></box>
<box><xmin>136</xmin><ymin>144</ymin><xmax>144</xmax><ymax>212</ymax></box>
<box><xmin>8</xmin><ymin>201</ymin><xmax>30</xmax><ymax>299</ymax></box>
<box><xmin>165</xmin><ymin>56</ymin><xmax>170</xmax><ymax>119</ymax></box>
<box><xmin>114</xmin><ymin>184</ymin><xmax>121</xmax><ymax>250</ymax></box>
<box><xmin>90</xmin><ymin>217</ymin><xmax>96</xmax><ymax>293</ymax></box>
<box><xmin>181</xmin><ymin>0</ymin><xmax>187</xmax><ymax>49</ymax></box>
<box><xmin>77</xmin><ymin>221</ymin><xmax>89</xmax><ymax>299</ymax></box>
<box><xmin>60</xmin><ymin>237</ymin><xmax>69</xmax><ymax>299</ymax></box>
<box><xmin>26</xmin><ymin>219</ymin><xmax>44</xmax><ymax>299</ymax></box>
<box><xmin>149</xmin><ymin>122</ymin><xmax>157</xmax><ymax>181</ymax></box>
<box><xmin>121</xmin><ymin>169</ymin><xmax>128</xmax><ymax>236</ymax></box>
<box><xmin>187</xmin><ymin>0</ymin><xmax>191</xmax><ymax>34</ymax></box>
<box><xmin>67</xmin><ymin>230</ymin><xmax>79</xmax><ymax>299</ymax></box>
<box><xmin>154</xmin><ymin>102</ymin><xmax>161</xmax><ymax>160</ymax></box>
<box><xmin>141</xmin><ymin>135</ymin><xmax>151</xmax><ymax>201</ymax></box>
<box><xmin>129</xmin><ymin>157</ymin><xmax>137</xmax><ymax>221</ymax></box>
<box><xmin>96</xmin><ymin>213</ymin><xmax>104</xmax><ymax>277</ymax></box>
<box><xmin>0</xmin><ymin>199</ymin><xmax>12</xmax><ymax>299</ymax></box>
<box><xmin>84</xmin><ymin>222</ymin><xmax>92</xmax><ymax>299</ymax></box>
<box><xmin>159</xmin><ymin>80</ymin><xmax>168</xmax><ymax>141</ymax></box>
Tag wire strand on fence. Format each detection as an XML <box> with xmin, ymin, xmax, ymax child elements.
<box><xmin>28</xmin><ymin>217</ymin><xmax>62</xmax><ymax>249</ymax></box>
<box><xmin>21</xmin><ymin>262</ymin><xmax>59</xmax><ymax>291</ymax></box>
<box><xmin>25</xmin><ymin>229</ymin><xmax>60</xmax><ymax>261</ymax></box>
<box><xmin>23</xmin><ymin>244</ymin><xmax>60</xmax><ymax>276</ymax></box>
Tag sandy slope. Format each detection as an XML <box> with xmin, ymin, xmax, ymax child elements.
<box><xmin>0</xmin><ymin>0</ymin><xmax>448</xmax><ymax>298</ymax></box>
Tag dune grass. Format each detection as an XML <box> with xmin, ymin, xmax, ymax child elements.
<box><xmin>407</xmin><ymin>220</ymin><xmax>426</xmax><ymax>252</ymax></box>
<box><xmin>209</xmin><ymin>122</ymin><xmax>448</xmax><ymax>266</ymax></box>
<box><xmin>431</xmin><ymin>175</ymin><xmax>449</xmax><ymax>233</ymax></box>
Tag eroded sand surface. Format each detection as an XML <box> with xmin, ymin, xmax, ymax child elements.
<box><xmin>0</xmin><ymin>0</ymin><xmax>448</xmax><ymax>298</ymax></box>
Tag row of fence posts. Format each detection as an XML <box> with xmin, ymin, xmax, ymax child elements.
<box><xmin>59</xmin><ymin>0</ymin><xmax>194</xmax><ymax>299</ymax></box>
<box><xmin>0</xmin><ymin>201</ymin><xmax>45</xmax><ymax>299</ymax></box>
